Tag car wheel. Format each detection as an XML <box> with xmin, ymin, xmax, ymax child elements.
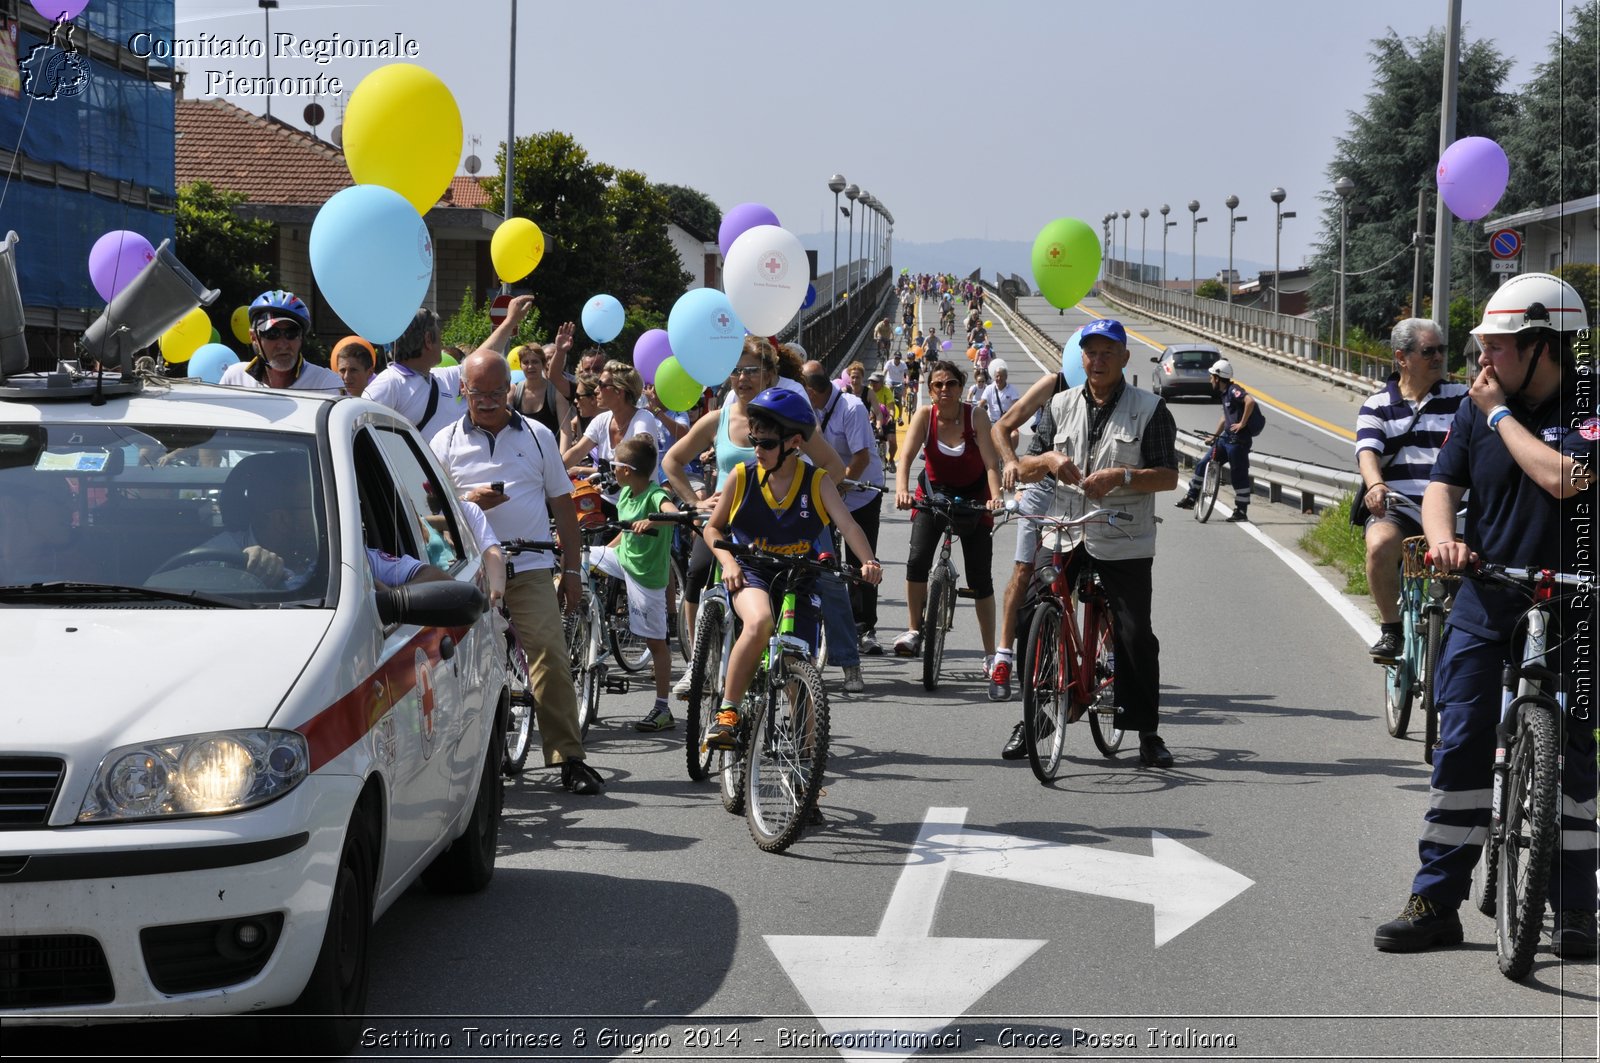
<box><xmin>283</xmin><ymin>804</ymin><xmax>376</xmax><ymax>1056</ymax></box>
<box><xmin>422</xmin><ymin>721</ymin><xmax>502</xmax><ymax>895</ymax></box>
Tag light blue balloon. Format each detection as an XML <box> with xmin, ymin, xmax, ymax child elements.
<box><xmin>581</xmin><ymin>293</ymin><xmax>625</xmax><ymax>344</ymax></box>
<box><xmin>1061</xmin><ymin>326</ymin><xmax>1089</xmax><ymax>389</ymax></box>
<box><xmin>310</xmin><ymin>185</ymin><xmax>434</xmax><ymax>344</ymax></box>
<box><xmin>510</xmin><ymin>369</ymin><xmax>526</xmax><ymax>385</ymax></box>
<box><xmin>894</xmin><ymin>325</ymin><xmax>903</xmax><ymax>335</ymax></box>
<box><xmin>667</xmin><ymin>287</ymin><xmax>745</xmax><ymax>386</ymax></box>
<box><xmin>189</xmin><ymin>343</ymin><xmax>239</xmax><ymax>384</ymax></box>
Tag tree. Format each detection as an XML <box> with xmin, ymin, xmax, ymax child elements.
<box><xmin>606</xmin><ymin>170</ymin><xmax>691</xmax><ymax>325</ymax></box>
<box><xmin>1195</xmin><ymin>279</ymin><xmax>1227</xmax><ymax>301</ymax></box>
<box><xmin>1500</xmin><ymin>2</ymin><xmax>1599</xmax><ymax>213</ymax></box>
<box><xmin>658</xmin><ymin>183</ymin><xmax>722</xmax><ymax>240</ymax></box>
<box><xmin>174</xmin><ymin>181</ymin><xmax>273</xmax><ymax>341</ymax></box>
<box><xmin>439</xmin><ymin>287</ymin><xmax>542</xmax><ymax>352</ymax></box>
<box><xmin>1309</xmin><ymin>29</ymin><xmax>1515</xmax><ymax>339</ymax></box>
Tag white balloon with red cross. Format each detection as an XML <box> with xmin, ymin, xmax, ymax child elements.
<box><xmin>722</xmin><ymin>224</ymin><xmax>809</xmax><ymax>337</ymax></box>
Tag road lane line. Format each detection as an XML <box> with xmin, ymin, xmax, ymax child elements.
<box><xmin>1232</xmin><ymin>519</ymin><xmax>1380</xmax><ymax>646</ymax></box>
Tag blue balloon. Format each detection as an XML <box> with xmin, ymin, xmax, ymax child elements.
<box><xmin>667</xmin><ymin>287</ymin><xmax>745</xmax><ymax>386</ymax></box>
<box><xmin>893</xmin><ymin>325</ymin><xmax>903</xmax><ymax>335</ymax></box>
<box><xmin>802</xmin><ymin>283</ymin><xmax>817</xmax><ymax>310</ymax></box>
<box><xmin>1061</xmin><ymin>326</ymin><xmax>1089</xmax><ymax>389</ymax></box>
<box><xmin>188</xmin><ymin>343</ymin><xmax>238</xmax><ymax>384</ymax></box>
<box><xmin>310</xmin><ymin>185</ymin><xmax>434</xmax><ymax>344</ymax></box>
<box><xmin>510</xmin><ymin>369</ymin><xmax>526</xmax><ymax>385</ymax></box>
<box><xmin>581</xmin><ymin>293</ymin><xmax>625</xmax><ymax>344</ymax></box>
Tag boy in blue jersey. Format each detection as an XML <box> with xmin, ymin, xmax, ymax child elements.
<box><xmin>702</xmin><ymin>389</ymin><xmax>882</xmax><ymax>748</ymax></box>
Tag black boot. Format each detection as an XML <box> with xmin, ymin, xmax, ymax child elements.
<box><xmin>1373</xmin><ymin>893</ymin><xmax>1463</xmax><ymax>952</ymax></box>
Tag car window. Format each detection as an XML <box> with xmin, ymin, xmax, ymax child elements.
<box><xmin>1174</xmin><ymin>351</ymin><xmax>1214</xmax><ymax>368</ymax></box>
<box><xmin>368</xmin><ymin>426</ymin><xmax>470</xmax><ymax>571</ymax></box>
<box><xmin>0</xmin><ymin>423</ymin><xmax>331</xmax><ymax>604</ymax></box>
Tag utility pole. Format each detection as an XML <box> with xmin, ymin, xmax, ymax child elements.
<box><xmin>1411</xmin><ymin>186</ymin><xmax>1428</xmax><ymax>317</ymax></box>
<box><xmin>1429</xmin><ymin>0</ymin><xmax>1462</xmax><ymax>343</ymax></box>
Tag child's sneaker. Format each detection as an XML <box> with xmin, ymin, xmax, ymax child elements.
<box><xmin>703</xmin><ymin>708</ymin><xmax>740</xmax><ymax>750</ymax></box>
<box><xmin>893</xmin><ymin>630</ymin><xmax>922</xmax><ymax>657</ymax></box>
<box><xmin>988</xmin><ymin>656</ymin><xmax>1012</xmax><ymax>701</ymax></box>
<box><xmin>671</xmin><ymin>672</ymin><xmax>694</xmax><ymax>700</ymax></box>
<box><xmin>635</xmin><ymin>704</ymin><xmax>675</xmax><ymax>732</ymax></box>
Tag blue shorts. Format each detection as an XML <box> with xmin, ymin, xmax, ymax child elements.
<box><xmin>737</xmin><ymin>562</ymin><xmax>822</xmax><ymax>652</ymax></box>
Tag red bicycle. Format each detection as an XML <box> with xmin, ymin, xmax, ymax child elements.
<box><xmin>1016</xmin><ymin>508</ymin><xmax>1133</xmax><ymax>783</ymax></box>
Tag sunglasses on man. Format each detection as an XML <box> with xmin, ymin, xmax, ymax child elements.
<box><xmin>257</xmin><ymin>326</ymin><xmax>302</xmax><ymax>341</ymax></box>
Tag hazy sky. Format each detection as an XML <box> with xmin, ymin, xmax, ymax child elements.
<box><xmin>169</xmin><ymin>0</ymin><xmax>1574</xmax><ymax>270</ymax></box>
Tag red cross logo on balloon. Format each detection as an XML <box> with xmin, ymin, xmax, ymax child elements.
<box><xmin>764</xmin><ymin>256</ymin><xmax>782</xmax><ymax>275</ymax></box>
<box><xmin>1047</xmin><ymin>243</ymin><xmax>1063</xmax><ymax>263</ymax></box>
<box><xmin>715</xmin><ymin>312</ymin><xmax>731</xmax><ymax>330</ymax></box>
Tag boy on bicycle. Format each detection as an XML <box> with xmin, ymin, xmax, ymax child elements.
<box><xmin>702</xmin><ymin>388</ymin><xmax>882</xmax><ymax>749</ymax></box>
<box><xmin>589</xmin><ymin>435</ymin><xmax>683</xmax><ymax>732</ymax></box>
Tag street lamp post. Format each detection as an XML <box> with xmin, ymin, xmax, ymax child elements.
<box><xmin>1120</xmin><ymin>210</ymin><xmax>1130</xmax><ymax>279</ymax></box>
<box><xmin>1224</xmin><ymin>195</ymin><xmax>1247</xmax><ymax>306</ymax></box>
<box><xmin>1160</xmin><ymin>204</ymin><xmax>1174</xmax><ymax>284</ymax></box>
<box><xmin>260</xmin><ymin>1</ymin><xmax>279</xmax><ymax>119</ymax></box>
<box><xmin>1188</xmin><ymin>200</ymin><xmax>1207</xmax><ymax>299</ymax></box>
<box><xmin>1139</xmin><ymin>208</ymin><xmax>1149</xmax><ymax>283</ymax></box>
<box><xmin>1270</xmin><ymin>187</ymin><xmax>1295</xmax><ymax>316</ymax></box>
<box><xmin>844</xmin><ymin>183</ymin><xmax>859</xmax><ymax>299</ymax></box>
<box><xmin>1335</xmin><ymin>176</ymin><xmax>1355</xmax><ymax>351</ymax></box>
<box><xmin>828</xmin><ymin>175</ymin><xmax>846</xmax><ymax>310</ymax></box>
<box><xmin>857</xmin><ymin>190</ymin><xmax>871</xmax><ymax>293</ymax></box>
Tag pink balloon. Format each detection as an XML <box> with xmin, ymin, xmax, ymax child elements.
<box><xmin>633</xmin><ymin>328</ymin><xmax>673</xmax><ymax>385</ymax></box>
<box><xmin>1436</xmin><ymin>136</ymin><xmax>1510</xmax><ymax>221</ymax></box>
<box><xmin>31</xmin><ymin>1</ymin><xmax>91</xmax><ymax>20</ymax></box>
<box><xmin>87</xmin><ymin>230</ymin><xmax>156</xmax><ymax>303</ymax></box>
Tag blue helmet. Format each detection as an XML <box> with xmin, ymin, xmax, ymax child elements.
<box><xmin>248</xmin><ymin>289</ymin><xmax>311</xmax><ymax>333</ymax></box>
<box><xmin>747</xmin><ymin>387</ymin><xmax>816</xmax><ymax>441</ymax></box>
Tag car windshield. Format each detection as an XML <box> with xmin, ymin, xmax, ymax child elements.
<box><xmin>1174</xmin><ymin>350</ymin><xmax>1218</xmax><ymax>368</ymax></box>
<box><xmin>0</xmin><ymin>424</ymin><xmax>331</xmax><ymax>606</ymax></box>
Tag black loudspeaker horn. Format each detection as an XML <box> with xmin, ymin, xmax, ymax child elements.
<box><xmin>0</xmin><ymin>231</ymin><xmax>27</xmax><ymax>381</ymax></box>
<box><xmin>79</xmin><ymin>240</ymin><xmax>219</xmax><ymax>374</ymax></box>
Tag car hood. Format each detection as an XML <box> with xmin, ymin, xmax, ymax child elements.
<box><xmin>0</xmin><ymin>609</ymin><xmax>335</xmax><ymax>750</ymax></box>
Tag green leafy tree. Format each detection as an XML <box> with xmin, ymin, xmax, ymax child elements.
<box><xmin>1195</xmin><ymin>279</ymin><xmax>1227</xmax><ymax>301</ymax></box>
<box><xmin>657</xmin><ymin>183</ymin><xmax>722</xmax><ymax>240</ymax></box>
<box><xmin>174</xmin><ymin>181</ymin><xmax>274</xmax><ymax>342</ymax></box>
<box><xmin>439</xmin><ymin>287</ymin><xmax>542</xmax><ymax>353</ymax></box>
<box><xmin>1309</xmin><ymin>29</ymin><xmax>1514</xmax><ymax>339</ymax></box>
<box><xmin>1501</xmin><ymin>3</ymin><xmax>1599</xmax><ymax>213</ymax></box>
<box><xmin>606</xmin><ymin>170</ymin><xmax>691</xmax><ymax>325</ymax></box>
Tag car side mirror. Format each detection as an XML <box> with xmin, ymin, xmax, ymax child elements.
<box><xmin>376</xmin><ymin>579</ymin><xmax>486</xmax><ymax>627</ymax></box>
<box><xmin>1150</xmin><ymin>356</ymin><xmax>1160</xmax><ymax>363</ymax></box>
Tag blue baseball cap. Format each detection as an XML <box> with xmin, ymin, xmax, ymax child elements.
<box><xmin>1080</xmin><ymin>318</ymin><xmax>1127</xmax><ymax>345</ymax></box>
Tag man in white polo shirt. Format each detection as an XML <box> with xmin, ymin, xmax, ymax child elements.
<box><xmin>431</xmin><ymin>348</ymin><xmax>603</xmax><ymax>795</ymax></box>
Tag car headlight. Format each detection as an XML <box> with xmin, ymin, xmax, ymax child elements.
<box><xmin>78</xmin><ymin>730</ymin><xmax>308</xmax><ymax>822</ymax></box>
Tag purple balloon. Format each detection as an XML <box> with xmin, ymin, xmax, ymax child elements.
<box><xmin>718</xmin><ymin>202</ymin><xmax>780</xmax><ymax>259</ymax></box>
<box><xmin>31</xmin><ymin>1</ymin><xmax>91</xmax><ymax>19</ymax></box>
<box><xmin>633</xmin><ymin>328</ymin><xmax>674</xmax><ymax>386</ymax></box>
<box><xmin>88</xmin><ymin>230</ymin><xmax>156</xmax><ymax>303</ymax></box>
<box><xmin>1436</xmin><ymin>136</ymin><xmax>1510</xmax><ymax>222</ymax></box>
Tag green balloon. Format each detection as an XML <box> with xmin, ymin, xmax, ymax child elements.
<box><xmin>655</xmin><ymin>356</ymin><xmax>702</xmax><ymax>412</ymax></box>
<box><xmin>1031</xmin><ymin>217</ymin><xmax>1102</xmax><ymax>310</ymax></box>
<box><xmin>209</xmin><ymin>326</ymin><xmax>221</xmax><ymax>344</ymax></box>
<box><xmin>437</xmin><ymin>351</ymin><xmax>459</xmax><ymax>367</ymax></box>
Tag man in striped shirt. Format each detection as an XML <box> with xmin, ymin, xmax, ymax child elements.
<box><xmin>1355</xmin><ymin>318</ymin><xmax>1467</xmax><ymax>661</ymax></box>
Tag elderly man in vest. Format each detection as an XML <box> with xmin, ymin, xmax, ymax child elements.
<box><xmin>1014</xmin><ymin>318</ymin><xmax>1181</xmax><ymax>767</ymax></box>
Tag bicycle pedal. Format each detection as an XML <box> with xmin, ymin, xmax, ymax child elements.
<box><xmin>604</xmin><ymin>676</ymin><xmax>630</xmax><ymax>694</ymax></box>
<box><xmin>955</xmin><ymin>587</ymin><xmax>978</xmax><ymax>599</ymax></box>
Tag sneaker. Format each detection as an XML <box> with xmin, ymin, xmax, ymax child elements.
<box><xmin>843</xmin><ymin>665</ymin><xmax>866</xmax><ymax>694</ymax></box>
<box><xmin>1368</xmin><ymin>631</ymin><xmax>1402</xmax><ymax>662</ymax></box>
<box><xmin>703</xmin><ymin>709</ymin><xmax>740</xmax><ymax>750</ymax></box>
<box><xmin>988</xmin><ymin>656</ymin><xmax>1012</xmax><ymax>701</ymax></box>
<box><xmin>671</xmin><ymin>672</ymin><xmax>694</xmax><ymax>700</ymax></box>
<box><xmin>1373</xmin><ymin>893</ymin><xmax>1464</xmax><ymax>952</ymax></box>
<box><xmin>1000</xmin><ymin>720</ymin><xmax>1028</xmax><ymax>760</ymax></box>
<box><xmin>893</xmin><ymin>630</ymin><xmax>922</xmax><ymax>657</ymax></box>
<box><xmin>1173</xmin><ymin>495</ymin><xmax>1197</xmax><ymax>510</ymax></box>
<box><xmin>1138</xmin><ymin>733</ymin><xmax>1174</xmax><ymax>768</ymax></box>
<box><xmin>859</xmin><ymin>631</ymin><xmax>884</xmax><ymax>656</ymax></box>
<box><xmin>1226</xmin><ymin>508</ymin><xmax>1250</xmax><ymax>522</ymax></box>
<box><xmin>634</xmin><ymin>704</ymin><xmax>675</xmax><ymax>732</ymax></box>
<box><xmin>559</xmin><ymin>759</ymin><xmax>604</xmax><ymax>796</ymax></box>
<box><xmin>1553</xmin><ymin>909</ymin><xmax>1599</xmax><ymax>958</ymax></box>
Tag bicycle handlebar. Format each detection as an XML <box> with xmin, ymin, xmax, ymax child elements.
<box><xmin>1458</xmin><ymin>560</ymin><xmax>1591</xmax><ymax>593</ymax></box>
<box><xmin>839</xmin><ymin>477</ymin><xmax>887</xmax><ymax>494</ymax></box>
<box><xmin>581</xmin><ymin>521</ymin><xmax>657</xmax><ymax>538</ymax></box>
<box><xmin>1016</xmin><ymin>508</ymin><xmax>1135</xmax><ymax>528</ymax></box>
<box><xmin>911</xmin><ymin>495</ymin><xmax>1015</xmax><ymax>516</ymax></box>
<box><xmin>501</xmin><ymin>538</ymin><xmax>559</xmax><ymax>555</ymax></box>
<box><xmin>642</xmin><ymin>510</ymin><xmax>703</xmax><ymax>526</ymax></box>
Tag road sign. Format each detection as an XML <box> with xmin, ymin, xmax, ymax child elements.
<box><xmin>1489</xmin><ymin>228</ymin><xmax>1522</xmax><ymax>260</ymax></box>
<box><xmin>488</xmin><ymin>293</ymin><xmax>513</xmax><ymax>325</ymax></box>
<box><xmin>766</xmin><ymin>807</ymin><xmax>1253</xmax><ymax>1063</ymax></box>
<box><xmin>1491</xmin><ymin>258</ymin><xmax>1520</xmax><ymax>273</ymax></box>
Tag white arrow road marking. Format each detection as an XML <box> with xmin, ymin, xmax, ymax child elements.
<box><xmin>766</xmin><ymin>807</ymin><xmax>1253</xmax><ymax>1062</ymax></box>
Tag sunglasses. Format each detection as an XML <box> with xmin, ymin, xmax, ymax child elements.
<box><xmin>929</xmin><ymin>379</ymin><xmax>961</xmax><ymax>390</ymax></box>
<box><xmin>574</xmin><ymin>389</ymin><xmax>596</xmax><ymax>399</ymax></box>
<box><xmin>1413</xmin><ymin>344</ymin><xmax>1446</xmax><ymax>357</ymax></box>
<box><xmin>729</xmin><ymin>365</ymin><xmax>765</xmax><ymax>378</ymax></box>
<box><xmin>750</xmin><ymin>437</ymin><xmax>785</xmax><ymax>451</ymax></box>
<box><xmin>257</xmin><ymin>326</ymin><xmax>301</xmax><ymax>341</ymax></box>
<box><xmin>611</xmin><ymin>460</ymin><xmax>637</xmax><ymax>473</ymax></box>
<box><xmin>597</xmin><ymin>380</ymin><xmax>622</xmax><ymax>392</ymax></box>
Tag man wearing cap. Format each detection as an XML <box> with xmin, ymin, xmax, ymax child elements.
<box><xmin>979</xmin><ymin>359</ymin><xmax>1020</xmax><ymax>451</ymax></box>
<box><xmin>220</xmin><ymin>290</ymin><xmax>342</xmax><ymax>392</ymax></box>
<box><xmin>1006</xmin><ymin>317</ymin><xmax>1182</xmax><ymax>768</ymax></box>
<box><xmin>1174</xmin><ymin>358</ymin><xmax>1259</xmax><ymax>522</ymax></box>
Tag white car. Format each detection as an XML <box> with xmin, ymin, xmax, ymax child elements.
<box><xmin>0</xmin><ymin>380</ymin><xmax>507</xmax><ymax>1052</ymax></box>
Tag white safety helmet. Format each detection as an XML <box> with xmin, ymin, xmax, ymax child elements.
<box><xmin>988</xmin><ymin>359</ymin><xmax>1008</xmax><ymax>375</ymax></box>
<box><xmin>1209</xmin><ymin>358</ymin><xmax>1235</xmax><ymax>380</ymax></box>
<box><xmin>1470</xmin><ymin>272</ymin><xmax>1588</xmax><ymax>337</ymax></box>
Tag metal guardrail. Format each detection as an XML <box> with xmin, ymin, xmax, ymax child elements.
<box><xmin>784</xmin><ymin>267</ymin><xmax>892</xmax><ymax>368</ymax></box>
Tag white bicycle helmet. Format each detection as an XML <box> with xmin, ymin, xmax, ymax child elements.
<box><xmin>1470</xmin><ymin>272</ymin><xmax>1588</xmax><ymax>336</ymax></box>
<box><xmin>1209</xmin><ymin>358</ymin><xmax>1235</xmax><ymax>380</ymax></box>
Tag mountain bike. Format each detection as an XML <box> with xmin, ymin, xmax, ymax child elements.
<box><xmin>1455</xmin><ymin>561</ymin><xmax>1588</xmax><ymax>980</ymax></box>
<box><xmin>565</xmin><ymin>520</ymin><xmax>654</xmax><ymax>736</ymax></box>
<box><xmin>1193</xmin><ymin>431</ymin><xmax>1230</xmax><ymax>523</ymax></box>
<box><xmin>1015</xmin><ymin>508</ymin><xmax>1134</xmax><ymax>782</ymax></box>
<box><xmin>497</xmin><ymin>538</ymin><xmax>559</xmax><ymax>775</ymax></box>
<box><xmin>910</xmin><ymin>493</ymin><xmax>1008</xmax><ymax>691</ymax></box>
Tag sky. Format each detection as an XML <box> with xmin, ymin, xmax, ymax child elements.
<box><xmin>167</xmin><ymin>0</ymin><xmax>1577</xmax><ymax>274</ymax></box>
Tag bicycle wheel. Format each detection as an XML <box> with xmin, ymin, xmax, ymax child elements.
<box><xmin>744</xmin><ymin>658</ymin><xmax>830</xmax><ymax>853</ymax></box>
<box><xmin>502</xmin><ymin>637</ymin><xmax>534</xmax><ymax>777</ymax></box>
<box><xmin>1195</xmin><ymin>454</ymin><xmax>1222</xmax><ymax>523</ymax></box>
<box><xmin>685</xmin><ymin>596</ymin><xmax>728</xmax><ymax>782</ymax></box>
<box><xmin>1470</xmin><ymin>841</ymin><xmax>1497</xmax><ymax>918</ymax></box>
<box><xmin>1421</xmin><ymin>609</ymin><xmax>1443</xmax><ymax>765</ymax></box>
<box><xmin>577</xmin><ymin>665</ymin><xmax>601</xmax><ymax>738</ymax></box>
<box><xmin>1087</xmin><ymin>608</ymin><xmax>1125</xmax><ymax>756</ymax></box>
<box><xmin>670</xmin><ymin>554</ymin><xmax>693</xmax><ymax>663</ymax></box>
<box><xmin>1495</xmin><ymin>706</ymin><xmax>1559</xmax><ymax>980</ymax></box>
<box><xmin>922</xmin><ymin>569</ymin><xmax>950</xmax><ymax>692</ymax></box>
<box><xmin>1022</xmin><ymin>602</ymin><xmax>1068</xmax><ymax>783</ymax></box>
<box><xmin>606</xmin><ymin>579</ymin><xmax>652</xmax><ymax>674</ymax></box>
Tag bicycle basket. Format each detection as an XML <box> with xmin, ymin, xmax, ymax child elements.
<box><xmin>571</xmin><ymin>478</ymin><xmax>607</xmax><ymax>530</ymax></box>
<box><xmin>1402</xmin><ymin>536</ymin><xmax>1459</xmax><ymax>583</ymax></box>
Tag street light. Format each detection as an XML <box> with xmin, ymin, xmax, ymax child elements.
<box><xmin>1224</xmin><ymin>195</ymin><xmax>1247</xmax><ymax>306</ymax></box>
<box><xmin>857</xmin><ymin>190</ymin><xmax>871</xmax><ymax>293</ymax></box>
<box><xmin>1270</xmin><ymin>187</ymin><xmax>1296</xmax><ymax>316</ymax></box>
<box><xmin>828</xmin><ymin>175</ymin><xmax>846</xmax><ymax>309</ymax></box>
<box><xmin>1188</xmin><ymin>200</ymin><xmax>1207</xmax><ymax>297</ymax></box>
<box><xmin>1120</xmin><ymin>210</ymin><xmax>1130</xmax><ymax>279</ymax></box>
<box><xmin>1160</xmin><ymin>204</ymin><xmax>1176</xmax><ymax>284</ymax></box>
<box><xmin>844</xmin><ymin>183</ymin><xmax>859</xmax><ymax>298</ymax></box>
<box><xmin>1335</xmin><ymin>176</ymin><xmax>1355</xmax><ymax>350</ymax></box>
<box><xmin>1139</xmin><ymin>208</ymin><xmax>1149</xmax><ymax>283</ymax></box>
<box><xmin>260</xmin><ymin>1</ymin><xmax>279</xmax><ymax>119</ymax></box>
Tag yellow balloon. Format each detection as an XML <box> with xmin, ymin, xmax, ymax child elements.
<box><xmin>160</xmin><ymin>307</ymin><xmax>211</xmax><ymax>364</ymax></box>
<box><xmin>491</xmin><ymin>218</ymin><xmax>545</xmax><ymax>282</ymax></box>
<box><xmin>983</xmin><ymin>319</ymin><xmax>993</xmax><ymax>328</ymax></box>
<box><xmin>230</xmin><ymin>306</ymin><xmax>252</xmax><ymax>344</ymax></box>
<box><xmin>343</xmin><ymin>63</ymin><xmax>463</xmax><ymax>216</ymax></box>
<box><xmin>507</xmin><ymin>344</ymin><xmax>526</xmax><ymax>372</ymax></box>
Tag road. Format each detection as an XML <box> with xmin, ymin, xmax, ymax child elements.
<box><xmin>350</xmin><ymin>296</ymin><xmax>1594</xmax><ymax>1062</ymax></box>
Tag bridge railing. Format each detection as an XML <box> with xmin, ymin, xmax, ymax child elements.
<box><xmin>786</xmin><ymin>266</ymin><xmax>893</xmax><ymax>371</ymax></box>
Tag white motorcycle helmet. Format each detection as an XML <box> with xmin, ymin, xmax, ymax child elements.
<box><xmin>1470</xmin><ymin>272</ymin><xmax>1588</xmax><ymax>337</ymax></box>
<box><xmin>1209</xmin><ymin>358</ymin><xmax>1235</xmax><ymax>380</ymax></box>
